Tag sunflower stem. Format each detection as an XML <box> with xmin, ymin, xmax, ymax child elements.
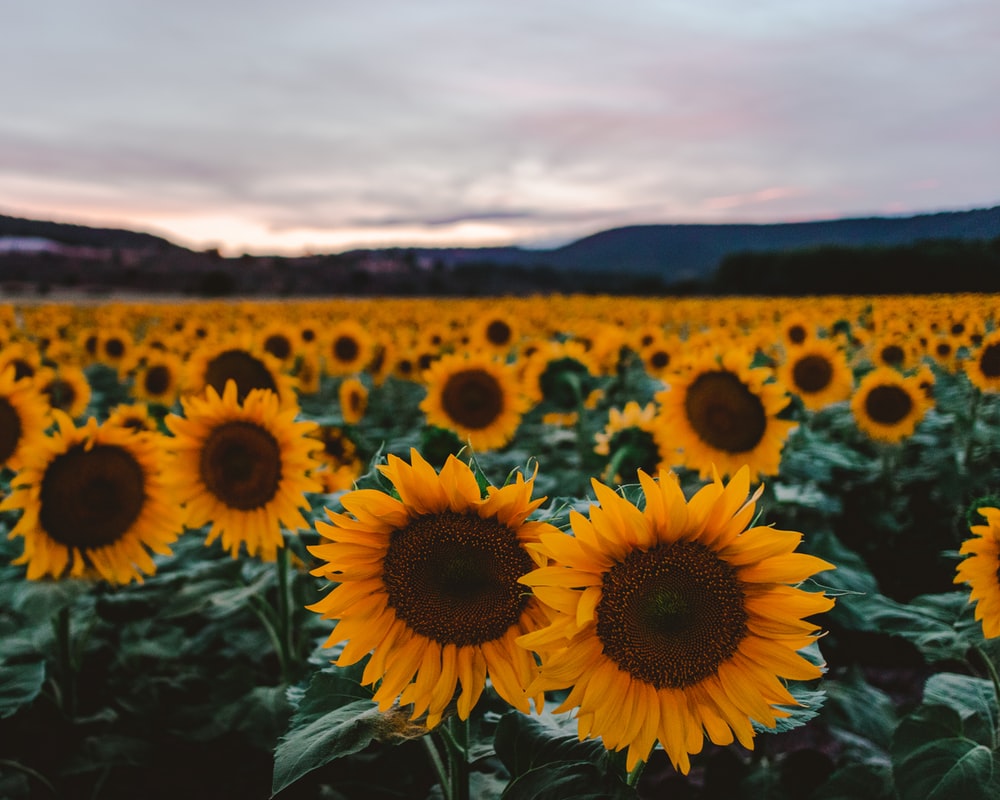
<box><xmin>625</xmin><ymin>758</ymin><xmax>646</xmax><ymax>788</ymax></box>
<box><xmin>276</xmin><ymin>542</ymin><xmax>296</xmax><ymax>684</ymax></box>
<box><xmin>422</xmin><ymin>734</ymin><xmax>451</xmax><ymax>798</ymax></box>
<box><xmin>435</xmin><ymin>717</ymin><xmax>470</xmax><ymax>800</ymax></box>
<box><xmin>52</xmin><ymin>605</ymin><xmax>78</xmax><ymax>717</ymax></box>
<box><xmin>973</xmin><ymin>644</ymin><xmax>1000</xmax><ymax>749</ymax></box>
<box><xmin>246</xmin><ymin>594</ymin><xmax>288</xmax><ymax>684</ymax></box>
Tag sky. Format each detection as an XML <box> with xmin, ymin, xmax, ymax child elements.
<box><xmin>2</xmin><ymin>1</ymin><xmax>999</xmax><ymax>256</ymax></box>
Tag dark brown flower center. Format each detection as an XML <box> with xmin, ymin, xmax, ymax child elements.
<box><xmin>684</xmin><ymin>371</ymin><xmax>767</xmax><ymax>453</ymax></box>
<box><xmin>332</xmin><ymin>335</ymin><xmax>360</xmax><ymax>364</ymax></box>
<box><xmin>382</xmin><ymin>511</ymin><xmax>534</xmax><ymax>646</ymax></box>
<box><xmin>649</xmin><ymin>350</ymin><xmax>670</xmax><ymax>370</ymax></box>
<box><xmin>596</xmin><ymin>541</ymin><xmax>748</xmax><ymax>689</ymax></box>
<box><xmin>44</xmin><ymin>379</ymin><xmax>78</xmax><ymax>413</ymax></box>
<box><xmin>199</xmin><ymin>421</ymin><xmax>282</xmax><ymax>510</ymax></box>
<box><xmin>39</xmin><ymin>444</ymin><xmax>146</xmax><ymax>549</ymax></box>
<box><xmin>787</xmin><ymin>324</ymin><xmax>807</xmax><ymax>345</ymax></box>
<box><xmin>264</xmin><ymin>334</ymin><xmax>293</xmax><ymax>361</ymax></box>
<box><xmin>144</xmin><ymin>365</ymin><xmax>172</xmax><ymax>397</ymax></box>
<box><xmin>879</xmin><ymin>344</ymin><xmax>905</xmax><ymax>366</ymax></box>
<box><xmin>791</xmin><ymin>354</ymin><xmax>834</xmax><ymax>394</ymax></box>
<box><xmin>104</xmin><ymin>338</ymin><xmax>126</xmax><ymax>359</ymax></box>
<box><xmin>486</xmin><ymin>320</ymin><xmax>513</xmax><ymax>347</ymax></box>
<box><xmin>0</xmin><ymin>398</ymin><xmax>23</xmax><ymax>464</ymax></box>
<box><xmin>204</xmin><ymin>350</ymin><xmax>277</xmax><ymax>402</ymax></box>
<box><xmin>440</xmin><ymin>368</ymin><xmax>505</xmax><ymax>430</ymax></box>
<box><xmin>980</xmin><ymin>343</ymin><xmax>1000</xmax><ymax>379</ymax></box>
<box><xmin>864</xmin><ymin>384</ymin><xmax>913</xmax><ymax>426</ymax></box>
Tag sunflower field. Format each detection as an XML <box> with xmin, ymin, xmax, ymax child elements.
<box><xmin>2</xmin><ymin>292</ymin><xmax>1000</xmax><ymax>799</ymax></box>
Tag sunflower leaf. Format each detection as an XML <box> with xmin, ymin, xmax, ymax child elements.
<box><xmin>892</xmin><ymin>737</ymin><xmax>1000</xmax><ymax>800</ymax></box>
<box><xmin>501</xmin><ymin>760</ymin><xmax>634</xmax><ymax>800</ymax></box>
<box><xmin>494</xmin><ymin>710</ymin><xmax>610</xmax><ymax>779</ymax></box>
<box><xmin>752</xmin><ymin>683</ymin><xmax>827</xmax><ymax>735</ymax></box>
<box><xmin>0</xmin><ymin>660</ymin><xmax>45</xmax><ymax>719</ymax></box>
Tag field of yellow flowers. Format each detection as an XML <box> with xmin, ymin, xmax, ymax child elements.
<box><xmin>1</xmin><ymin>292</ymin><xmax>1000</xmax><ymax>799</ymax></box>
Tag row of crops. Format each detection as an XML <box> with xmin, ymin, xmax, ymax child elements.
<box><xmin>1</xmin><ymin>292</ymin><xmax>1000</xmax><ymax>799</ymax></box>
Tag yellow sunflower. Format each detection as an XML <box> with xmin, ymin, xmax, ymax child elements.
<box><xmin>131</xmin><ymin>350</ymin><xmax>184</xmax><ymax>407</ymax></box>
<box><xmin>324</xmin><ymin>319</ymin><xmax>375</xmax><ymax>376</ymax></box>
<box><xmin>965</xmin><ymin>330</ymin><xmax>1000</xmax><ymax>393</ymax></box>
<box><xmin>850</xmin><ymin>367</ymin><xmax>932</xmax><ymax>444</ymax></box>
<box><xmin>339</xmin><ymin>377</ymin><xmax>369</xmax><ymax>425</ymax></box>
<box><xmin>420</xmin><ymin>351</ymin><xmax>529</xmax><ymax>452</ymax></box>
<box><xmin>954</xmin><ymin>506</ymin><xmax>1000</xmax><ymax>639</ymax></box>
<box><xmin>0</xmin><ymin>367</ymin><xmax>53</xmax><ymax>470</ymax></box>
<box><xmin>105</xmin><ymin>402</ymin><xmax>161</xmax><ymax>436</ymax></box>
<box><xmin>518</xmin><ymin>467</ymin><xmax>834</xmax><ymax>774</ymax></box>
<box><xmin>164</xmin><ymin>381</ymin><xmax>322</xmax><ymax>561</ymax></box>
<box><xmin>307</xmin><ymin>449</ymin><xmax>555</xmax><ymax>727</ymax></box>
<box><xmin>1</xmin><ymin>413</ymin><xmax>183</xmax><ymax>585</ymax></box>
<box><xmin>593</xmin><ymin>401</ymin><xmax>671</xmax><ymax>484</ymax></box>
<box><xmin>34</xmin><ymin>365</ymin><xmax>92</xmax><ymax>420</ymax></box>
<box><xmin>777</xmin><ymin>339</ymin><xmax>854</xmax><ymax>412</ymax></box>
<box><xmin>184</xmin><ymin>336</ymin><xmax>297</xmax><ymax>409</ymax></box>
<box><xmin>655</xmin><ymin>350</ymin><xmax>796</xmax><ymax>481</ymax></box>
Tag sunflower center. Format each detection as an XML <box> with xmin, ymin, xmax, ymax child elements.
<box><xmin>791</xmin><ymin>354</ymin><xmax>833</xmax><ymax>394</ymax></box>
<box><xmin>607</xmin><ymin>428</ymin><xmax>661</xmax><ymax>479</ymax></box>
<box><xmin>880</xmin><ymin>345</ymin><xmax>905</xmax><ymax>366</ymax></box>
<box><xmin>44</xmin><ymin>379</ymin><xmax>77</xmax><ymax>412</ymax></box>
<box><xmin>539</xmin><ymin>358</ymin><xmax>589</xmax><ymax>410</ymax></box>
<box><xmin>684</xmin><ymin>371</ymin><xmax>767</xmax><ymax>453</ymax></box>
<box><xmin>596</xmin><ymin>541</ymin><xmax>748</xmax><ymax>689</ymax></box>
<box><xmin>264</xmin><ymin>334</ymin><xmax>292</xmax><ymax>361</ymax></box>
<box><xmin>144</xmin><ymin>365</ymin><xmax>171</xmax><ymax>396</ymax></box>
<box><xmin>0</xmin><ymin>398</ymin><xmax>23</xmax><ymax>463</ymax></box>
<box><xmin>440</xmin><ymin>369</ymin><xmax>505</xmax><ymax>430</ymax></box>
<box><xmin>204</xmin><ymin>350</ymin><xmax>278</xmax><ymax>402</ymax></box>
<box><xmin>39</xmin><ymin>444</ymin><xmax>146</xmax><ymax>549</ymax></box>
<box><xmin>787</xmin><ymin>324</ymin><xmax>807</xmax><ymax>345</ymax></box>
<box><xmin>382</xmin><ymin>511</ymin><xmax>534</xmax><ymax>646</ymax></box>
<box><xmin>864</xmin><ymin>384</ymin><xmax>913</xmax><ymax>426</ymax></box>
<box><xmin>332</xmin><ymin>335</ymin><xmax>360</xmax><ymax>363</ymax></box>
<box><xmin>649</xmin><ymin>350</ymin><xmax>670</xmax><ymax>370</ymax></box>
<box><xmin>104</xmin><ymin>338</ymin><xmax>125</xmax><ymax>359</ymax></box>
<box><xmin>12</xmin><ymin>360</ymin><xmax>34</xmax><ymax>381</ymax></box>
<box><xmin>485</xmin><ymin>320</ymin><xmax>512</xmax><ymax>347</ymax></box>
<box><xmin>199</xmin><ymin>421</ymin><xmax>282</xmax><ymax>510</ymax></box>
<box><xmin>980</xmin><ymin>343</ymin><xmax>1000</xmax><ymax>378</ymax></box>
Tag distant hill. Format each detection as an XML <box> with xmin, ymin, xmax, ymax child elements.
<box><xmin>532</xmin><ymin>205</ymin><xmax>1000</xmax><ymax>281</ymax></box>
<box><xmin>0</xmin><ymin>214</ymin><xmax>183</xmax><ymax>252</ymax></box>
<box><xmin>2</xmin><ymin>205</ymin><xmax>999</xmax><ymax>296</ymax></box>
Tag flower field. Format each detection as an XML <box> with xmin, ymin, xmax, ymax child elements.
<box><xmin>1</xmin><ymin>292</ymin><xmax>1000</xmax><ymax>799</ymax></box>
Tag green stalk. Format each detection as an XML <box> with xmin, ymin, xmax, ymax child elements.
<box><xmin>276</xmin><ymin>543</ymin><xmax>296</xmax><ymax>682</ymax></box>
<box><xmin>422</xmin><ymin>735</ymin><xmax>451</xmax><ymax>799</ymax></box>
<box><xmin>435</xmin><ymin>718</ymin><xmax>470</xmax><ymax>800</ymax></box>
<box><xmin>973</xmin><ymin>644</ymin><xmax>1000</xmax><ymax>749</ymax></box>
<box><xmin>625</xmin><ymin>758</ymin><xmax>646</xmax><ymax>788</ymax></box>
<box><xmin>52</xmin><ymin>606</ymin><xmax>77</xmax><ymax>717</ymax></box>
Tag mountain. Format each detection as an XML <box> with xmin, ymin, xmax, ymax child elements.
<box><xmin>0</xmin><ymin>214</ymin><xmax>183</xmax><ymax>252</ymax></box>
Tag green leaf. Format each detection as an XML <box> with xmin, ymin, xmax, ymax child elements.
<box><xmin>891</xmin><ymin>704</ymin><xmax>964</xmax><ymax>761</ymax></box>
<box><xmin>494</xmin><ymin>711</ymin><xmax>609</xmax><ymax>779</ymax></box>
<box><xmin>812</xmin><ymin>761</ymin><xmax>894</xmax><ymax>800</ymax></box>
<box><xmin>823</xmin><ymin>669</ymin><xmax>899</xmax><ymax>750</ymax></box>
<box><xmin>893</xmin><ymin>738</ymin><xmax>1000</xmax><ymax>800</ymax></box>
<box><xmin>271</xmin><ymin>699</ymin><xmax>385</xmax><ymax>796</ymax></box>
<box><xmin>752</xmin><ymin>684</ymin><xmax>827</xmax><ymax>734</ymax></box>
<box><xmin>923</xmin><ymin>673</ymin><xmax>998</xmax><ymax>747</ymax></box>
<box><xmin>501</xmin><ymin>760</ymin><xmax>635</xmax><ymax>800</ymax></box>
<box><xmin>0</xmin><ymin>660</ymin><xmax>45</xmax><ymax>718</ymax></box>
<box><xmin>858</xmin><ymin>591</ymin><xmax>982</xmax><ymax>663</ymax></box>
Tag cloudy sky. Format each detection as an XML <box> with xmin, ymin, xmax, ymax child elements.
<box><xmin>2</xmin><ymin>1</ymin><xmax>998</xmax><ymax>255</ymax></box>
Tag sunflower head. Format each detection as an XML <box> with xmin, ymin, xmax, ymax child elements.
<box><xmin>954</xmin><ymin>506</ymin><xmax>1000</xmax><ymax>639</ymax></box>
<box><xmin>518</xmin><ymin>467</ymin><xmax>835</xmax><ymax>774</ymax></box>
<box><xmin>1</xmin><ymin>413</ymin><xmax>183</xmax><ymax>585</ymax></box>
<box><xmin>308</xmin><ymin>449</ymin><xmax>557</xmax><ymax>727</ymax></box>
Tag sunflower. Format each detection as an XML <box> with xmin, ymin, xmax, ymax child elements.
<box><xmin>0</xmin><ymin>341</ymin><xmax>43</xmax><ymax>381</ymax></box>
<box><xmin>954</xmin><ymin>506</ymin><xmax>1000</xmax><ymax>638</ymax></box>
<box><xmin>131</xmin><ymin>350</ymin><xmax>184</xmax><ymax>407</ymax></box>
<box><xmin>777</xmin><ymin>339</ymin><xmax>854</xmax><ymax>412</ymax></box>
<box><xmin>850</xmin><ymin>367</ymin><xmax>932</xmax><ymax>444</ymax></box>
<box><xmin>307</xmin><ymin>449</ymin><xmax>555</xmax><ymax>727</ymax></box>
<box><xmin>184</xmin><ymin>336</ymin><xmax>297</xmax><ymax>409</ymax></box>
<box><xmin>105</xmin><ymin>402</ymin><xmax>161</xmax><ymax>436</ymax></box>
<box><xmin>965</xmin><ymin>330</ymin><xmax>1000</xmax><ymax>393</ymax></box>
<box><xmin>420</xmin><ymin>351</ymin><xmax>529</xmax><ymax>452</ymax></box>
<box><xmin>34</xmin><ymin>364</ymin><xmax>92</xmax><ymax>420</ymax></box>
<box><xmin>518</xmin><ymin>467</ymin><xmax>834</xmax><ymax>774</ymax></box>
<box><xmin>164</xmin><ymin>381</ymin><xmax>322</xmax><ymax>561</ymax></box>
<box><xmin>655</xmin><ymin>350</ymin><xmax>795</xmax><ymax>481</ymax></box>
<box><xmin>593</xmin><ymin>401</ymin><xmax>671</xmax><ymax>484</ymax></box>
<box><xmin>257</xmin><ymin>320</ymin><xmax>300</xmax><ymax>367</ymax></box>
<box><xmin>1</xmin><ymin>413</ymin><xmax>183</xmax><ymax>584</ymax></box>
<box><xmin>0</xmin><ymin>367</ymin><xmax>52</xmax><ymax>470</ymax></box>
<box><xmin>472</xmin><ymin>310</ymin><xmax>520</xmax><ymax>355</ymax></box>
<box><xmin>324</xmin><ymin>319</ymin><xmax>375</xmax><ymax>376</ymax></box>
<box><xmin>339</xmin><ymin>377</ymin><xmax>369</xmax><ymax>425</ymax></box>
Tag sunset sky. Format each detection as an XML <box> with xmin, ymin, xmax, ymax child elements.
<box><xmin>3</xmin><ymin>1</ymin><xmax>998</xmax><ymax>255</ymax></box>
